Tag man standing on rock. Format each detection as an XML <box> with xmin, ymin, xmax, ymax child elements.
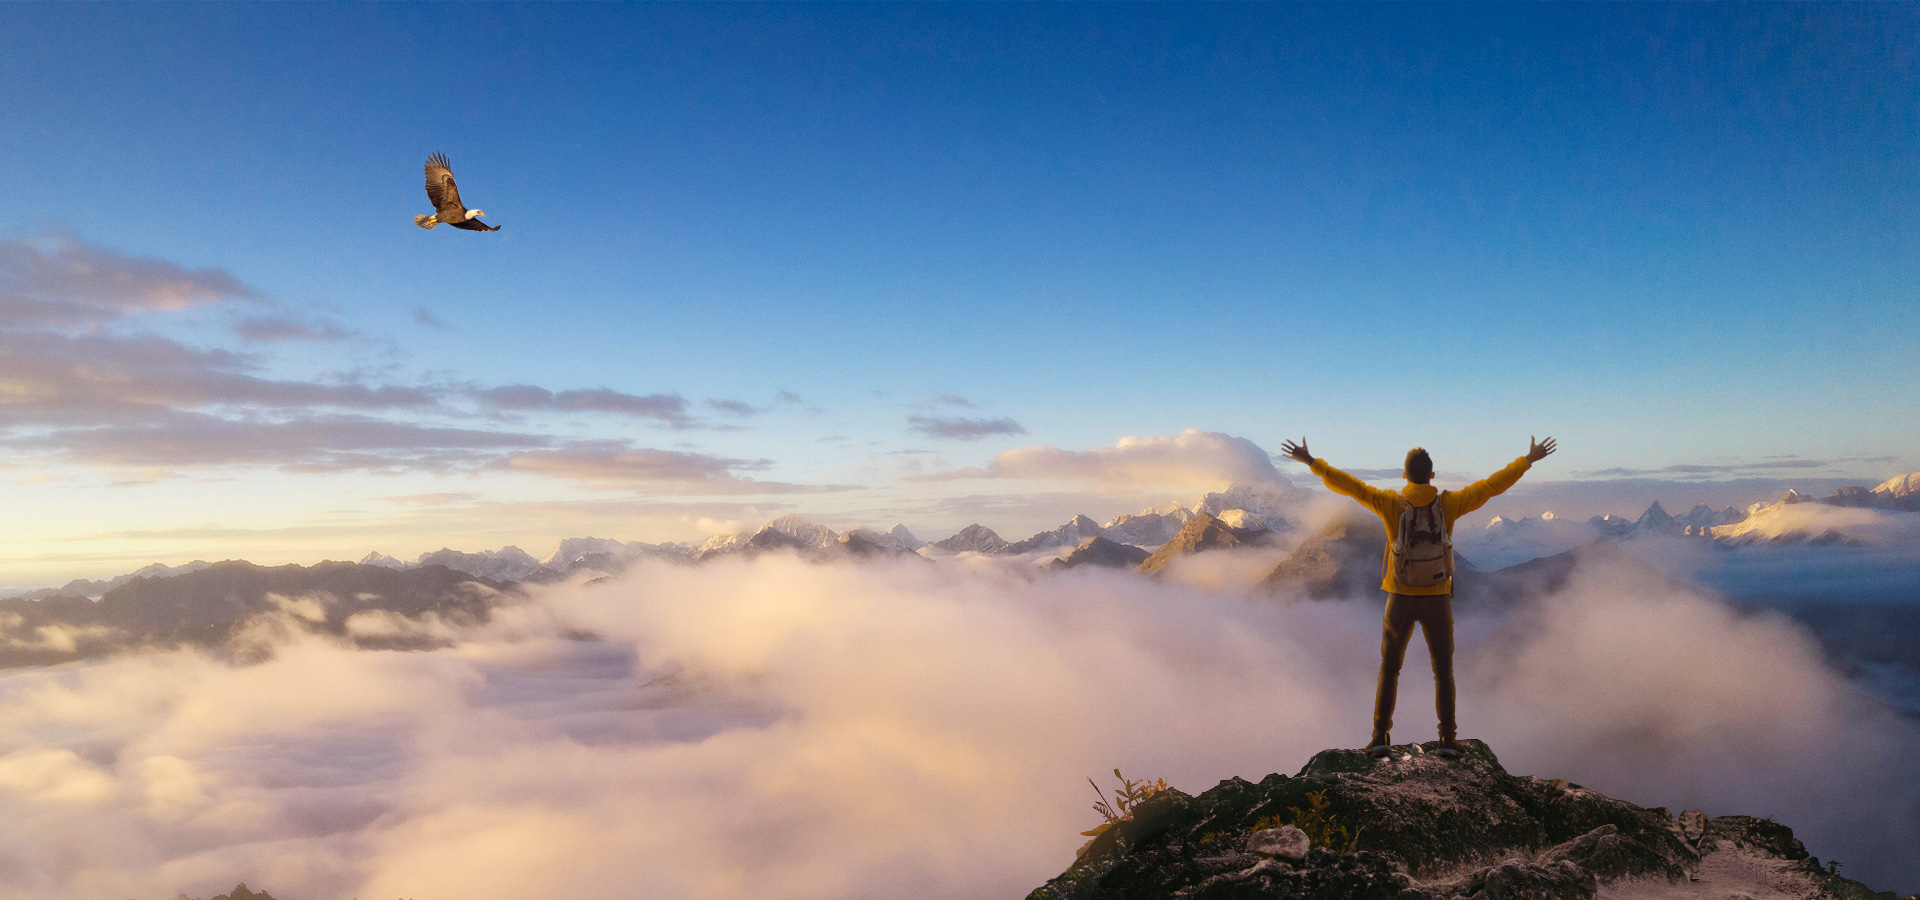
<box><xmin>1279</xmin><ymin>436</ymin><xmax>1556</xmax><ymax>760</ymax></box>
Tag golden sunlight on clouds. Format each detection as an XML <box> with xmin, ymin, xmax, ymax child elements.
<box><xmin>0</xmin><ymin>552</ymin><xmax>1912</xmax><ymax>898</ymax></box>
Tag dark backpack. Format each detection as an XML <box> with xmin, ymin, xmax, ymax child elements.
<box><xmin>1389</xmin><ymin>499</ymin><xmax>1453</xmax><ymax>586</ymax></box>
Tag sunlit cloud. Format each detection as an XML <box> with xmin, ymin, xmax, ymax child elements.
<box><xmin>0</xmin><ymin>236</ymin><xmax>813</xmax><ymax>484</ymax></box>
<box><xmin>0</xmin><ymin>331</ymin><xmax>440</xmax><ymax>421</ymax></box>
<box><xmin>0</xmin><ymin>234</ymin><xmax>257</xmax><ymax>327</ymax></box>
<box><xmin>919</xmin><ymin>428</ymin><xmax>1286</xmax><ymax>488</ymax></box>
<box><xmin>0</xmin><ymin>551</ymin><xmax>1912</xmax><ymax>899</ymax></box>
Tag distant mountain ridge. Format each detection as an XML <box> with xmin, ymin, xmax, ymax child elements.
<box><xmin>1463</xmin><ymin>472</ymin><xmax>1920</xmax><ymax>566</ymax></box>
<box><xmin>15</xmin><ymin>474</ymin><xmax>1914</xmax><ymax>599</ymax></box>
<box><xmin>0</xmin><ymin>560</ymin><xmax>512</xmax><ymax>668</ymax></box>
<box><xmin>10</xmin><ymin>560</ymin><xmax>214</xmax><ymax>601</ymax></box>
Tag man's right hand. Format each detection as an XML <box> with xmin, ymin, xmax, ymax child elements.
<box><xmin>1280</xmin><ymin>437</ymin><xmax>1313</xmax><ymax>466</ymax></box>
<box><xmin>1527</xmin><ymin>435</ymin><xmax>1557</xmax><ymax>463</ymax></box>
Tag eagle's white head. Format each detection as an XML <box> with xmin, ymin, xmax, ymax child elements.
<box><xmin>467</xmin><ymin>210</ymin><xmax>486</xmax><ymax>219</ymax></box>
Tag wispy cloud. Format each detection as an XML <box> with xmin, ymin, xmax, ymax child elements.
<box><xmin>0</xmin><ymin>331</ymin><xmax>439</xmax><ymax>420</ymax></box>
<box><xmin>0</xmin><ymin>233</ymin><xmax>257</xmax><ymax>326</ymax></box>
<box><xmin>704</xmin><ymin>391</ymin><xmax>820</xmax><ymax>418</ymax></box>
<box><xmin>1581</xmin><ymin>459</ymin><xmax>1834</xmax><ymax>478</ymax></box>
<box><xmin>24</xmin><ymin>412</ymin><xmax>545</xmax><ymax>473</ymax></box>
<box><xmin>412</xmin><ymin>306</ymin><xmax>451</xmax><ymax>330</ymax></box>
<box><xmin>706</xmin><ymin>398</ymin><xmax>760</xmax><ymax>416</ymax></box>
<box><xmin>229</xmin><ymin>316</ymin><xmax>354</xmax><ymax>344</ymax></box>
<box><xmin>906</xmin><ymin>415</ymin><xmax>1027</xmax><ymax>441</ymax></box>
<box><xmin>918</xmin><ymin>428</ymin><xmax>1285</xmax><ymax>488</ymax></box>
<box><xmin>496</xmin><ymin>441</ymin><xmax>856</xmax><ymax>494</ymax></box>
<box><xmin>475</xmin><ymin>385</ymin><xmax>695</xmax><ymax>428</ymax></box>
<box><xmin>0</xmin><ymin>236</ymin><xmax>840</xmax><ymax>489</ymax></box>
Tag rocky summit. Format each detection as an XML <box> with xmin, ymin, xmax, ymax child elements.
<box><xmin>1028</xmin><ymin>741</ymin><xmax>1915</xmax><ymax>900</ymax></box>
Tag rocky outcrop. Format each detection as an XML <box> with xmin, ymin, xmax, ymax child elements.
<box><xmin>1027</xmin><ymin>741</ymin><xmax>1915</xmax><ymax>900</ymax></box>
<box><xmin>1137</xmin><ymin>513</ymin><xmax>1261</xmax><ymax>576</ymax></box>
<box><xmin>1050</xmin><ymin>537</ymin><xmax>1152</xmax><ymax>570</ymax></box>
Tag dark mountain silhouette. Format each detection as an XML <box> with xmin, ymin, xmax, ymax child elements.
<box><xmin>0</xmin><ymin>561</ymin><xmax>512</xmax><ymax>667</ymax></box>
<box><xmin>10</xmin><ymin>560</ymin><xmax>213</xmax><ymax>600</ymax></box>
<box><xmin>837</xmin><ymin>531</ymin><xmax>927</xmax><ymax>560</ymax></box>
<box><xmin>155</xmin><ymin>882</ymin><xmax>276</xmax><ymax>900</ymax></box>
<box><xmin>1823</xmin><ymin>484</ymin><xmax>1920</xmax><ymax>512</ymax></box>
<box><xmin>1049</xmin><ymin>536</ymin><xmax>1152</xmax><ymax>570</ymax></box>
<box><xmin>1258</xmin><ymin>511</ymin><xmax>1386</xmax><ymax>599</ymax></box>
<box><xmin>1029</xmin><ymin>741</ymin><xmax>1916</xmax><ymax>900</ymax></box>
<box><xmin>1635</xmin><ymin>500</ymin><xmax>1679</xmax><ymax>535</ymax></box>
<box><xmin>1137</xmin><ymin>513</ymin><xmax>1266</xmax><ymax>576</ymax></box>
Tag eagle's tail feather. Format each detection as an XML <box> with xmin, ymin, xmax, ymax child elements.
<box><xmin>414</xmin><ymin>214</ymin><xmax>438</xmax><ymax>230</ymax></box>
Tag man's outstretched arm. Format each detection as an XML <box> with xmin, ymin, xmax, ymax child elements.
<box><xmin>1449</xmin><ymin>435</ymin><xmax>1557</xmax><ymax>517</ymax></box>
<box><xmin>1281</xmin><ymin>437</ymin><xmax>1395</xmax><ymax>517</ymax></box>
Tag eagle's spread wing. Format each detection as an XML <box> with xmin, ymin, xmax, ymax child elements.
<box><xmin>451</xmin><ymin>219</ymin><xmax>500</xmax><ymax>232</ymax></box>
<box><xmin>424</xmin><ymin>153</ymin><xmax>465</xmax><ymax>218</ymax></box>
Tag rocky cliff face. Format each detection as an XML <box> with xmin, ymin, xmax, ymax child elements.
<box><xmin>1137</xmin><ymin>513</ymin><xmax>1260</xmax><ymax>576</ymax></box>
<box><xmin>1028</xmin><ymin>741</ymin><xmax>1915</xmax><ymax>900</ymax></box>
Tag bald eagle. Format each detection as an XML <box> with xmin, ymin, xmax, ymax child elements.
<box><xmin>413</xmin><ymin>153</ymin><xmax>500</xmax><ymax>231</ymax></box>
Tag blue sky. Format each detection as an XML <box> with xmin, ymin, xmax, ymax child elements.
<box><xmin>1</xmin><ymin>3</ymin><xmax>1915</xmax><ymax>584</ymax></box>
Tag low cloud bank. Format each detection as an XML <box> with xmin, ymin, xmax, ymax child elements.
<box><xmin>0</xmin><ymin>551</ymin><xmax>1914</xmax><ymax>899</ymax></box>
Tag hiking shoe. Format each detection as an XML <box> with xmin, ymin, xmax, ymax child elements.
<box><xmin>1365</xmin><ymin>736</ymin><xmax>1392</xmax><ymax>759</ymax></box>
<box><xmin>1433</xmin><ymin>740</ymin><xmax>1463</xmax><ymax>760</ymax></box>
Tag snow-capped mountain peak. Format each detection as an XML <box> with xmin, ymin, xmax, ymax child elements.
<box><xmin>1874</xmin><ymin>472</ymin><xmax>1920</xmax><ymax>499</ymax></box>
<box><xmin>759</xmin><ymin>514</ymin><xmax>839</xmax><ymax>549</ymax></box>
<box><xmin>886</xmin><ymin>524</ymin><xmax>923</xmax><ymax>550</ymax></box>
<box><xmin>930</xmin><ymin>524</ymin><xmax>1010</xmax><ymax>554</ymax></box>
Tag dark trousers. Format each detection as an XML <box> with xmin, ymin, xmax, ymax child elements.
<box><xmin>1372</xmin><ymin>592</ymin><xmax>1456</xmax><ymax>743</ymax></box>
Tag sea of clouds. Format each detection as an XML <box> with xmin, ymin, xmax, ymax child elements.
<box><xmin>0</xmin><ymin>546</ymin><xmax>1916</xmax><ymax>899</ymax></box>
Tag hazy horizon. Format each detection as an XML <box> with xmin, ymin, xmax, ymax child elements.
<box><xmin>2</xmin><ymin>4</ymin><xmax>1916</xmax><ymax>586</ymax></box>
<box><xmin>0</xmin><ymin>4</ymin><xmax>1915</xmax><ymax>899</ymax></box>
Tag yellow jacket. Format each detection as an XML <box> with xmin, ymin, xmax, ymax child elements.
<box><xmin>1308</xmin><ymin>455</ymin><xmax>1533</xmax><ymax>595</ymax></box>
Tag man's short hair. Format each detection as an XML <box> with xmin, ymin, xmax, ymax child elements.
<box><xmin>1405</xmin><ymin>447</ymin><xmax>1434</xmax><ymax>484</ymax></box>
